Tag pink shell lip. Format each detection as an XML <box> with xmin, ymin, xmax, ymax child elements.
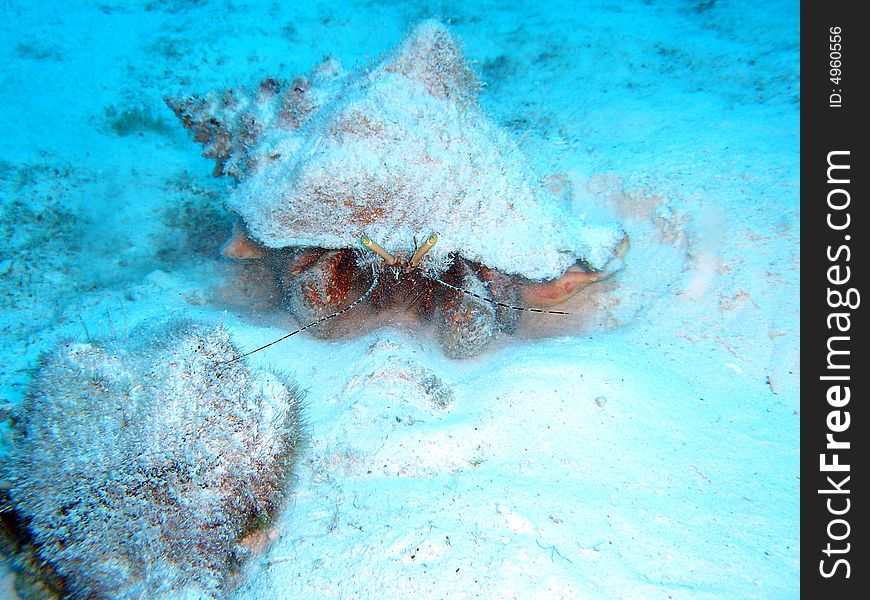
<box><xmin>522</xmin><ymin>233</ymin><xmax>628</xmax><ymax>306</ymax></box>
<box><xmin>221</xmin><ymin>220</ymin><xmax>265</xmax><ymax>260</ymax></box>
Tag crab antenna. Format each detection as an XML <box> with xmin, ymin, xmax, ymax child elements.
<box><xmin>360</xmin><ymin>235</ymin><xmax>398</xmax><ymax>265</ymax></box>
<box><xmin>217</xmin><ymin>264</ymin><xmax>380</xmax><ymax>365</ymax></box>
<box><xmin>432</xmin><ymin>277</ymin><xmax>572</xmax><ymax>316</ymax></box>
<box><xmin>409</xmin><ymin>233</ymin><xmax>438</xmax><ymax>268</ymax></box>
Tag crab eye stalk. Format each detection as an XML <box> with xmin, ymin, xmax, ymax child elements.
<box><xmin>360</xmin><ymin>235</ymin><xmax>398</xmax><ymax>265</ymax></box>
<box><xmin>409</xmin><ymin>233</ymin><xmax>438</xmax><ymax>268</ymax></box>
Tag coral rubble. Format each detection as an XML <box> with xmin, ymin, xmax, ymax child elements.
<box><xmin>0</xmin><ymin>321</ymin><xmax>304</xmax><ymax>598</ymax></box>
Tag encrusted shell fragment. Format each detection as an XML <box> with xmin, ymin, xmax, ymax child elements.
<box><xmin>1</xmin><ymin>322</ymin><xmax>305</xmax><ymax>598</ymax></box>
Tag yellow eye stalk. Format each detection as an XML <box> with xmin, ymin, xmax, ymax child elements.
<box><xmin>410</xmin><ymin>233</ymin><xmax>438</xmax><ymax>268</ymax></box>
<box><xmin>360</xmin><ymin>233</ymin><xmax>438</xmax><ymax>269</ymax></box>
<box><xmin>360</xmin><ymin>235</ymin><xmax>398</xmax><ymax>265</ymax></box>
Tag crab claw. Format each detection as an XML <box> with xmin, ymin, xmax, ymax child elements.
<box><xmin>221</xmin><ymin>220</ymin><xmax>266</xmax><ymax>260</ymax></box>
<box><xmin>437</xmin><ymin>261</ymin><xmax>497</xmax><ymax>358</ymax></box>
<box><xmin>283</xmin><ymin>249</ymin><xmax>354</xmax><ymax>335</ymax></box>
<box><xmin>478</xmin><ymin>266</ymin><xmax>520</xmax><ymax>334</ymax></box>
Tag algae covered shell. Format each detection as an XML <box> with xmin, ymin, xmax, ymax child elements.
<box><xmin>169</xmin><ymin>20</ymin><xmax>625</xmax><ymax>281</ymax></box>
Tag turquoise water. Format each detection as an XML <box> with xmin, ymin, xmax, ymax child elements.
<box><xmin>1</xmin><ymin>1</ymin><xmax>799</xmax><ymax>598</ymax></box>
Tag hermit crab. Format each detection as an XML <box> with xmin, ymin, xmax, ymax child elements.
<box><xmin>167</xmin><ymin>20</ymin><xmax>626</xmax><ymax>358</ymax></box>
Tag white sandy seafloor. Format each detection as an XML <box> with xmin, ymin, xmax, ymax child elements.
<box><xmin>0</xmin><ymin>0</ymin><xmax>799</xmax><ymax>598</ymax></box>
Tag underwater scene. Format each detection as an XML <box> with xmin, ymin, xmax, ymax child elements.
<box><xmin>0</xmin><ymin>0</ymin><xmax>799</xmax><ymax>598</ymax></box>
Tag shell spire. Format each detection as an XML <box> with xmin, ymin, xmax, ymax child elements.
<box><xmin>383</xmin><ymin>19</ymin><xmax>481</xmax><ymax>103</ymax></box>
<box><xmin>165</xmin><ymin>57</ymin><xmax>345</xmax><ymax>180</ymax></box>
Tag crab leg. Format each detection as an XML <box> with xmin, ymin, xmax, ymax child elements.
<box><xmin>409</xmin><ymin>233</ymin><xmax>438</xmax><ymax>268</ymax></box>
<box><xmin>286</xmin><ymin>248</ymin><xmax>325</xmax><ymax>276</ymax></box>
<box><xmin>360</xmin><ymin>235</ymin><xmax>398</xmax><ymax>265</ymax></box>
